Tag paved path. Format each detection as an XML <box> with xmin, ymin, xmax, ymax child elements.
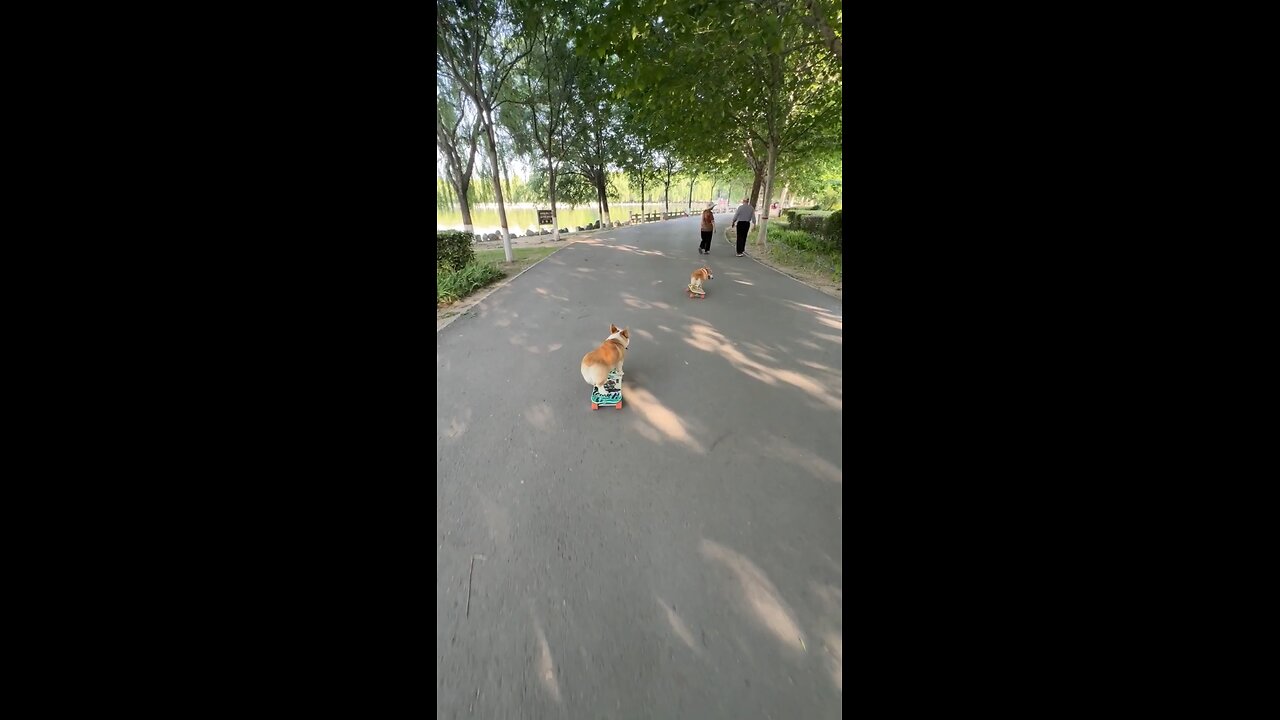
<box><xmin>437</xmin><ymin>214</ymin><xmax>842</xmax><ymax>719</ymax></box>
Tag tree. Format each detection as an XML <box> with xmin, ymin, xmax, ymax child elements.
<box><xmin>502</xmin><ymin>7</ymin><xmax>580</xmax><ymax>242</ymax></box>
<box><xmin>653</xmin><ymin>147</ymin><xmax>682</xmax><ymax>216</ymax></box>
<box><xmin>563</xmin><ymin>56</ymin><xmax>626</xmax><ymax>226</ymax></box>
<box><xmin>746</xmin><ymin>4</ymin><xmax>842</xmax><ymax>248</ymax></box>
<box><xmin>624</xmin><ymin>149</ymin><xmax>659</xmax><ymax>219</ymax></box>
<box><xmin>619</xmin><ymin>104</ymin><xmax>661</xmax><ymax>220</ymax></box>
<box><xmin>798</xmin><ymin>0</ymin><xmax>842</xmax><ymax>67</ymax></box>
<box><xmin>577</xmin><ymin>0</ymin><xmax>841</xmax><ymax>247</ymax></box>
<box><xmin>683</xmin><ymin>171</ymin><xmax>699</xmax><ymax>211</ymax></box>
<box><xmin>776</xmin><ymin>150</ymin><xmax>840</xmax><ymax>205</ymax></box>
<box><xmin>437</xmin><ymin>0</ymin><xmax>534</xmax><ymax>262</ymax></box>
<box><xmin>436</xmin><ymin>78</ymin><xmax>482</xmax><ymax>234</ymax></box>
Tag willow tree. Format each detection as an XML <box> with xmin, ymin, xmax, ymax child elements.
<box><xmin>437</xmin><ymin>0</ymin><xmax>533</xmax><ymax>261</ymax></box>
<box><xmin>502</xmin><ymin>7</ymin><xmax>579</xmax><ymax>242</ymax></box>
<box><xmin>436</xmin><ymin>78</ymin><xmax>481</xmax><ymax>234</ymax></box>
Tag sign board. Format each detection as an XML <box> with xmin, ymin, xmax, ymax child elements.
<box><xmin>537</xmin><ymin>210</ymin><xmax>553</xmax><ymax>225</ymax></box>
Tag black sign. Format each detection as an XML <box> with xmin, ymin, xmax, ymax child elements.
<box><xmin>537</xmin><ymin>210</ymin><xmax>553</xmax><ymax>225</ymax></box>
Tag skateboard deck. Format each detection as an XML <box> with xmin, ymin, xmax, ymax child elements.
<box><xmin>590</xmin><ymin>369</ymin><xmax>623</xmax><ymax>410</ymax></box>
<box><xmin>688</xmin><ymin>283</ymin><xmax>706</xmax><ymax>299</ymax></box>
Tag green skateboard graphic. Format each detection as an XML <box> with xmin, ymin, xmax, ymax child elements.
<box><xmin>590</xmin><ymin>369</ymin><xmax>623</xmax><ymax>410</ymax></box>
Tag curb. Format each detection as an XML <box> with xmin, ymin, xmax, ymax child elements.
<box><xmin>720</xmin><ymin>229</ymin><xmax>841</xmax><ymax>302</ymax></box>
<box><xmin>440</xmin><ymin>220</ymin><xmax>664</xmax><ymax>333</ymax></box>
<box><xmin>437</xmin><ymin>242</ymin><xmax>572</xmax><ymax>333</ymax></box>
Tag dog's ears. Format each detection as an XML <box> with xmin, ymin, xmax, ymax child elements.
<box><xmin>621</xmin><ymin>327</ymin><xmax>630</xmax><ymax>339</ymax></box>
<box><xmin>610</xmin><ymin>323</ymin><xmax>619</xmax><ymax>334</ymax></box>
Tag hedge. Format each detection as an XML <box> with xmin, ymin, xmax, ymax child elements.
<box><xmin>796</xmin><ymin>215</ymin><xmax>827</xmax><ymax>235</ymax></box>
<box><xmin>823</xmin><ymin>210</ymin><xmax>842</xmax><ymax>246</ymax></box>
<box><xmin>437</xmin><ymin>230</ymin><xmax>474</xmax><ymax>272</ymax></box>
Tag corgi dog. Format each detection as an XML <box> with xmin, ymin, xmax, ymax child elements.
<box><xmin>581</xmin><ymin>323</ymin><xmax>630</xmax><ymax>391</ymax></box>
<box><xmin>690</xmin><ymin>266</ymin><xmax>714</xmax><ymax>292</ymax></box>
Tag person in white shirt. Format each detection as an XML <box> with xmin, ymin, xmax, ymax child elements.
<box><xmin>731</xmin><ymin>198</ymin><xmax>755</xmax><ymax>256</ymax></box>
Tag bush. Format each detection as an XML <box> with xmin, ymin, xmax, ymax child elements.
<box><xmin>797</xmin><ymin>215</ymin><xmax>827</xmax><ymax>235</ymax></box>
<box><xmin>770</xmin><ymin>228</ymin><xmax>830</xmax><ymax>253</ymax></box>
<box><xmin>437</xmin><ymin>230</ymin><xmax>474</xmax><ymax>272</ymax></box>
<box><xmin>437</xmin><ymin>261</ymin><xmax>503</xmax><ymax>304</ymax></box>
<box><xmin>809</xmin><ymin>204</ymin><xmax>822</xmax><ymax>210</ymax></box>
<box><xmin>823</xmin><ymin>210</ymin><xmax>842</xmax><ymax>246</ymax></box>
<box><xmin>767</xmin><ymin>228</ymin><xmax>842</xmax><ymax>282</ymax></box>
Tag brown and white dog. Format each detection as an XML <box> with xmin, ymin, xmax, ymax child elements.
<box><xmin>581</xmin><ymin>323</ymin><xmax>630</xmax><ymax>391</ymax></box>
<box><xmin>690</xmin><ymin>266</ymin><xmax>714</xmax><ymax>292</ymax></box>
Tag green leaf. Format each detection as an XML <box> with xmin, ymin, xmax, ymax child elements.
<box><xmin>631</xmin><ymin>26</ymin><xmax>639</xmax><ymax>39</ymax></box>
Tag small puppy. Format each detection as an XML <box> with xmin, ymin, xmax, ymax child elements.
<box><xmin>690</xmin><ymin>266</ymin><xmax>714</xmax><ymax>292</ymax></box>
<box><xmin>581</xmin><ymin>323</ymin><xmax>630</xmax><ymax>391</ymax></box>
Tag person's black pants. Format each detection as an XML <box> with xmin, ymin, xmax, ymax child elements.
<box><xmin>736</xmin><ymin>221</ymin><xmax>750</xmax><ymax>254</ymax></box>
<box><xmin>699</xmin><ymin>230</ymin><xmax>712</xmax><ymax>252</ymax></box>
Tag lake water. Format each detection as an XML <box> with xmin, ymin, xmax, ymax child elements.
<box><xmin>436</xmin><ymin>202</ymin><xmax>715</xmax><ymax>235</ymax></box>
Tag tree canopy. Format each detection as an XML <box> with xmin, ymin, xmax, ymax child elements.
<box><xmin>437</xmin><ymin>0</ymin><xmax>843</xmax><ymax>234</ymax></box>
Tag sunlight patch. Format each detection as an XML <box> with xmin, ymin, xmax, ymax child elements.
<box><xmin>700</xmin><ymin>539</ymin><xmax>806</xmax><ymax>653</ymax></box>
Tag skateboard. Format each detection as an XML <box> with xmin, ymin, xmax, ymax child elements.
<box><xmin>590</xmin><ymin>369</ymin><xmax>623</xmax><ymax>410</ymax></box>
<box><xmin>688</xmin><ymin>283</ymin><xmax>707</xmax><ymax>299</ymax></box>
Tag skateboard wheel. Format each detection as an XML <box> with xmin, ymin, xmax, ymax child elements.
<box><xmin>615</xmin><ymin>401</ymin><xmax>623</xmax><ymax>409</ymax></box>
<box><xmin>591</xmin><ymin>403</ymin><xmax>598</xmax><ymax>410</ymax></box>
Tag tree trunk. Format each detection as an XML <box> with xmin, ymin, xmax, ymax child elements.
<box><xmin>446</xmin><ymin>169</ymin><xmax>475</xmax><ymax>236</ymax></box>
<box><xmin>459</xmin><ymin>191</ymin><xmax>474</xmax><ymax>235</ymax></box>
<box><xmin>481</xmin><ymin>112</ymin><xmax>512</xmax><ymax>261</ymax></box>
<box><xmin>547</xmin><ymin>146</ymin><xmax>560</xmax><ymax>242</ymax></box>
<box><xmin>502</xmin><ymin>154</ymin><xmax>513</xmax><ymax>202</ymax></box>
<box><xmin>687</xmin><ymin>177</ymin><xmax>694</xmax><ymax>211</ymax></box>
<box><xmin>758</xmin><ymin>143</ymin><xmax>778</xmax><ymax>250</ymax></box>
<box><xmin>749</xmin><ymin>169</ymin><xmax>763</xmax><ymax>208</ymax></box>
<box><xmin>600</xmin><ymin>180</ymin><xmax>612</xmax><ymax>226</ymax></box>
<box><xmin>802</xmin><ymin>0</ymin><xmax>842</xmax><ymax>66</ymax></box>
<box><xmin>640</xmin><ymin>176</ymin><xmax>645</xmax><ymax>218</ymax></box>
<box><xmin>551</xmin><ymin>170</ymin><xmax>559</xmax><ymax>242</ymax></box>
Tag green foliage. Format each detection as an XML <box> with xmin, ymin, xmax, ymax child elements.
<box><xmin>437</xmin><ymin>262</ymin><xmax>504</xmax><ymax>304</ymax></box>
<box><xmin>437</xmin><ymin>230</ymin><xmax>475</xmax><ymax>272</ymax></box>
<box><xmin>777</xmin><ymin>151</ymin><xmax>841</xmax><ymax>202</ymax></box>
<box><xmin>818</xmin><ymin>182</ymin><xmax>842</xmax><ymax>210</ymax></box>
<box><xmin>795</xmin><ymin>215</ymin><xmax>827</xmax><ymax>234</ymax></box>
<box><xmin>778</xmin><ymin>211</ymin><xmax>838</xmax><ymax>246</ymax></box>
<box><xmin>768</xmin><ymin>228</ymin><xmax>841</xmax><ymax>282</ymax></box>
<box><xmin>823</xmin><ymin>210</ymin><xmax>842</xmax><ymax>243</ymax></box>
<box><xmin>438</xmin><ymin>0</ymin><xmax>842</xmax><ymax>224</ymax></box>
<box><xmin>785</xmin><ymin>208</ymin><xmax>831</xmax><ymax>224</ymax></box>
<box><xmin>572</xmin><ymin>0</ymin><xmax>840</xmax><ymax>191</ymax></box>
<box><xmin>525</xmin><ymin>169</ymin><xmax>594</xmax><ymax>205</ymax></box>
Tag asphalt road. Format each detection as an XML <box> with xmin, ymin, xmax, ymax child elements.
<box><xmin>437</xmin><ymin>213</ymin><xmax>842</xmax><ymax>719</ymax></box>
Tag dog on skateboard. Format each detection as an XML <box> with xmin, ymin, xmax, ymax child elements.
<box><xmin>581</xmin><ymin>323</ymin><xmax>630</xmax><ymax>393</ymax></box>
<box><xmin>689</xmin><ymin>266</ymin><xmax>713</xmax><ymax>295</ymax></box>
